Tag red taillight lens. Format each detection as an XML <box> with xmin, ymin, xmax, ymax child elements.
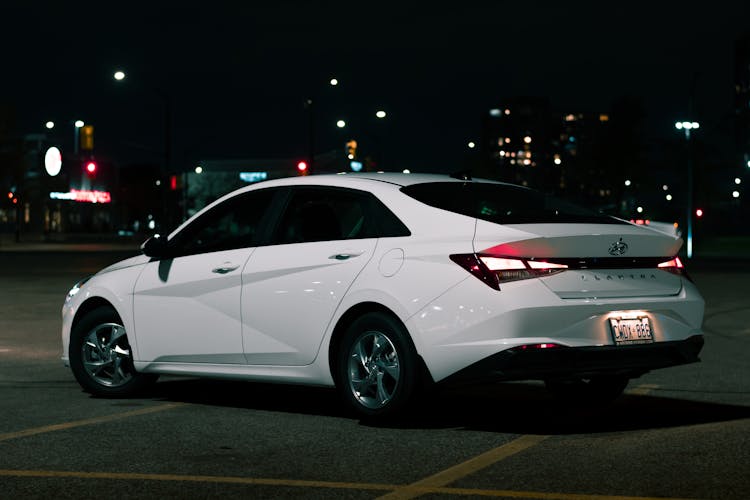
<box><xmin>450</xmin><ymin>254</ymin><xmax>568</xmax><ymax>290</ymax></box>
<box><xmin>509</xmin><ymin>343</ymin><xmax>562</xmax><ymax>352</ymax></box>
<box><xmin>658</xmin><ymin>257</ymin><xmax>687</xmax><ymax>278</ymax></box>
<box><xmin>449</xmin><ymin>254</ymin><xmax>501</xmax><ymax>290</ymax></box>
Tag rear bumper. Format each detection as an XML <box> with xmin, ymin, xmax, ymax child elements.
<box><xmin>441</xmin><ymin>335</ymin><xmax>704</xmax><ymax>386</ymax></box>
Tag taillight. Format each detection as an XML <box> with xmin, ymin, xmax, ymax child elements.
<box><xmin>509</xmin><ymin>343</ymin><xmax>563</xmax><ymax>352</ymax></box>
<box><xmin>658</xmin><ymin>257</ymin><xmax>688</xmax><ymax>277</ymax></box>
<box><xmin>450</xmin><ymin>254</ymin><xmax>568</xmax><ymax>290</ymax></box>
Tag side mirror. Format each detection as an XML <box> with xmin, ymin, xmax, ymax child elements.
<box><xmin>141</xmin><ymin>234</ymin><xmax>171</xmax><ymax>258</ymax></box>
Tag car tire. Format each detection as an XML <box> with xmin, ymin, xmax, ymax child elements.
<box><xmin>69</xmin><ymin>306</ymin><xmax>157</xmax><ymax>397</ymax></box>
<box><xmin>545</xmin><ymin>376</ymin><xmax>629</xmax><ymax>406</ymax></box>
<box><xmin>336</xmin><ymin>312</ymin><xmax>420</xmax><ymax>419</ymax></box>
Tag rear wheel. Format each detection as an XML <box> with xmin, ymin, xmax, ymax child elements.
<box><xmin>336</xmin><ymin>312</ymin><xmax>420</xmax><ymax>419</ymax></box>
<box><xmin>545</xmin><ymin>376</ymin><xmax>629</xmax><ymax>406</ymax></box>
<box><xmin>69</xmin><ymin>306</ymin><xmax>157</xmax><ymax>397</ymax></box>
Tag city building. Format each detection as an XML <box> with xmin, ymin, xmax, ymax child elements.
<box><xmin>479</xmin><ymin>97</ymin><xmax>613</xmax><ymax>208</ymax></box>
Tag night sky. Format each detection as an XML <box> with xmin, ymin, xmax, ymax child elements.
<box><xmin>2</xmin><ymin>1</ymin><xmax>749</xmax><ymax>173</ymax></box>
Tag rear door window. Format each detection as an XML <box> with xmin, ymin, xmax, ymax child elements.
<box><xmin>271</xmin><ymin>186</ymin><xmax>410</xmax><ymax>244</ymax></box>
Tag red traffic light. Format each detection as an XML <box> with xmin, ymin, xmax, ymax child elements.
<box><xmin>695</xmin><ymin>208</ymin><xmax>704</xmax><ymax>218</ymax></box>
<box><xmin>297</xmin><ymin>161</ymin><xmax>308</xmax><ymax>173</ymax></box>
<box><xmin>85</xmin><ymin>161</ymin><xmax>97</xmax><ymax>174</ymax></box>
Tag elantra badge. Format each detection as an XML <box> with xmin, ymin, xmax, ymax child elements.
<box><xmin>608</xmin><ymin>238</ymin><xmax>629</xmax><ymax>256</ymax></box>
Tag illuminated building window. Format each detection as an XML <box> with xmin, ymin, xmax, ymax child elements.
<box><xmin>599</xmin><ymin>114</ymin><xmax>610</xmax><ymax>122</ymax></box>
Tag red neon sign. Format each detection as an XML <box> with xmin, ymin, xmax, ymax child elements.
<box><xmin>50</xmin><ymin>190</ymin><xmax>112</xmax><ymax>204</ymax></box>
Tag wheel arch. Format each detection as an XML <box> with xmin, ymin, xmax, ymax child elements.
<box><xmin>327</xmin><ymin>301</ymin><xmax>433</xmax><ymax>386</ymax></box>
<box><xmin>72</xmin><ymin>297</ymin><xmax>121</xmax><ymax>335</ymax></box>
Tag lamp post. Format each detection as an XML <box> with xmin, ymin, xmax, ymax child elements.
<box><xmin>113</xmin><ymin>70</ymin><xmax>172</xmax><ymax>228</ymax></box>
<box><xmin>304</xmin><ymin>77</ymin><xmax>341</xmax><ymax>174</ymax></box>
<box><xmin>73</xmin><ymin>120</ymin><xmax>84</xmax><ymax>155</ymax></box>
<box><xmin>675</xmin><ymin>121</ymin><xmax>699</xmax><ymax>258</ymax></box>
<box><xmin>45</xmin><ymin>120</ymin><xmax>85</xmax><ymax>155</ymax></box>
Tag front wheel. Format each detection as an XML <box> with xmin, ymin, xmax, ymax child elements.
<box><xmin>69</xmin><ymin>306</ymin><xmax>157</xmax><ymax>397</ymax></box>
<box><xmin>336</xmin><ymin>312</ymin><xmax>420</xmax><ymax>419</ymax></box>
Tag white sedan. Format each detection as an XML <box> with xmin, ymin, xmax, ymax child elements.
<box><xmin>62</xmin><ymin>173</ymin><xmax>705</xmax><ymax>418</ymax></box>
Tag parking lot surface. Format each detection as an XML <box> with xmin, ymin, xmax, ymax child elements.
<box><xmin>1</xmin><ymin>248</ymin><xmax>748</xmax><ymax>499</ymax></box>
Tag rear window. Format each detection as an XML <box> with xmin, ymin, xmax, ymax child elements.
<box><xmin>401</xmin><ymin>182</ymin><xmax>627</xmax><ymax>225</ymax></box>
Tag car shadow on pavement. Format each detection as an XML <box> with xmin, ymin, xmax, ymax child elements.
<box><xmin>142</xmin><ymin>377</ymin><xmax>750</xmax><ymax>434</ymax></box>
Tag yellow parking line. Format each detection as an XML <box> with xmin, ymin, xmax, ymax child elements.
<box><xmin>0</xmin><ymin>403</ymin><xmax>184</xmax><ymax>442</ymax></box>
<box><xmin>378</xmin><ymin>383</ymin><xmax>662</xmax><ymax>500</ymax></box>
<box><xmin>627</xmin><ymin>384</ymin><xmax>659</xmax><ymax>397</ymax></box>
<box><xmin>0</xmin><ymin>469</ymin><xmax>394</xmax><ymax>492</ymax></box>
<box><xmin>0</xmin><ymin>469</ymin><xmax>701</xmax><ymax>499</ymax></box>
<box><xmin>378</xmin><ymin>434</ymin><xmax>549</xmax><ymax>499</ymax></box>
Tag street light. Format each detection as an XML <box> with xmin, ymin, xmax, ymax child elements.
<box><xmin>74</xmin><ymin>120</ymin><xmax>85</xmax><ymax>155</ymax></box>
<box><xmin>675</xmin><ymin>120</ymin><xmax>699</xmax><ymax>258</ymax></box>
<box><xmin>113</xmin><ymin>69</ymin><xmax>172</xmax><ymax>225</ymax></box>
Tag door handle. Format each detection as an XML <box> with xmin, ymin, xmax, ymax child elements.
<box><xmin>211</xmin><ymin>263</ymin><xmax>240</xmax><ymax>274</ymax></box>
<box><xmin>329</xmin><ymin>252</ymin><xmax>364</xmax><ymax>261</ymax></box>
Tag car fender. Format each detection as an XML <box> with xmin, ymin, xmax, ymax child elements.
<box><xmin>64</xmin><ymin>264</ymin><xmax>146</xmax><ymax>361</ymax></box>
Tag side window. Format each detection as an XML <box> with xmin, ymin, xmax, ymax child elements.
<box><xmin>173</xmin><ymin>189</ymin><xmax>276</xmax><ymax>256</ymax></box>
<box><xmin>274</xmin><ymin>187</ymin><xmax>370</xmax><ymax>244</ymax></box>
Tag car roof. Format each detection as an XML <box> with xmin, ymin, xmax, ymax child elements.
<box><xmin>247</xmin><ymin>172</ymin><xmax>506</xmax><ymax>189</ymax></box>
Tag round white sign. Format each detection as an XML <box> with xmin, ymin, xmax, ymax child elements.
<box><xmin>45</xmin><ymin>146</ymin><xmax>62</xmax><ymax>176</ymax></box>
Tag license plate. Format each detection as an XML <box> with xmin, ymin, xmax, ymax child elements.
<box><xmin>609</xmin><ymin>317</ymin><xmax>653</xmax><ymax>345</ymax></box>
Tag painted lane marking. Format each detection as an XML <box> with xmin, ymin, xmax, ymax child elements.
<box><xmin>0</xmin><ymin>403</ymin><xmax>184</xmax><ymax>442</ymax></box>
<box><xmin>0</xmin><ymin>469</ymin><xmax>393</xmax><ymax>492</ymax></box>
<box><xmin>378</xmin><ymin>434</ymin><xmax>549</xmax><ymax>499</ymax></box>
<box><xmin>627</xmin><ymin>383</ymin><xmax>660</xmax><ymax>397</ymax></box>
<box><xmin>0</xmin><ymin>469</ymin><xmax>701</xmax><ymax>499</ymax></box>
<box><xmin>378</xmin><ymin>383</ymin><xmax>662</xmax><ymax>499</ymax></box>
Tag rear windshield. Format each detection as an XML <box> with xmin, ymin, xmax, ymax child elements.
<box><xmin>401</xmin><ymin>182</ymin><xmax>627</xmax><ymax>225</ymax></box>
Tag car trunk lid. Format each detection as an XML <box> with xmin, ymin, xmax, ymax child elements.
<box><xmin>473</xmin><ymin>221</ymin><xmax>684</xmax><ymax>298</ymax></box>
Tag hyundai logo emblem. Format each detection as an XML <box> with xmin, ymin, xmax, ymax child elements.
<box><xmin>608</xmin><ymin>238</ymin><xmax>629</xmax><ymax>256</ymax></box>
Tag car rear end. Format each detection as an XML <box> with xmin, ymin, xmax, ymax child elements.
<box><xmin>399</xmin><ymin>179</ymin><xmax>704</xmax><ymax>385</ymax></box>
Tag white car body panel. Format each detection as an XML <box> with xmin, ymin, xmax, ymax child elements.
<box><xmin>62</xmin><ymin>264</ymin><xmax>142</xmax><ymax>365</ymax></box>
<box><xmin>474</xmin><ymin>221</ymin><xmax>683</xmax><ymax>258</ymax></box>
<box><xmin>133</xmin><ymin>248</ymin><xmax>256</xmax><ymax>363</ymax></box>
<box><xmin>240</xmin><ymin>238</ymin><xmax>378</xmax><ymax>365</ymax></box>
<box><xmin>410</xmin><ymin>273</ymin><xmax>703</xmax><ymax>382</ymax></box>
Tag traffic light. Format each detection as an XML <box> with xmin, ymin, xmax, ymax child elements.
<box><xmin>346</xmin><ymin>140</ymin><xmax>357</xmax><ymax>159</ymax></box>
<box><xmin>85</xmin><ymin>161</ymin><xmax>97</xmax><ymax>176</ymax></box>
<box><xmin>695</xmin><ymin>208</ymin><xmax>704</xmax><ymax>218</ymax></box>
<box><xmin>297</xmin><ymin>160</ymin><xmax>308</xmax><ymax>175</ymax></box>
<box><xmin>80</xmin><ymin>125</ymin><xmax>94</xmax><ymax>151</ymax></box>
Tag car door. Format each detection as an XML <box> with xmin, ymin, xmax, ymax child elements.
<box><xmin>240</xmin><ymin>186</ymin><xmax>378</xmax><ymax>365</ymax></box>
<box><xmin>132</xmin><ymin>188</ymin><xmax>277</xmax><ymax>364</ymax></box>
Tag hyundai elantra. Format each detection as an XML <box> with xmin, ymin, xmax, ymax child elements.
<box><xmin>62</xmin><ymin>173</ymin><xmax>704</xmax><ymax>418</ymax></box>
